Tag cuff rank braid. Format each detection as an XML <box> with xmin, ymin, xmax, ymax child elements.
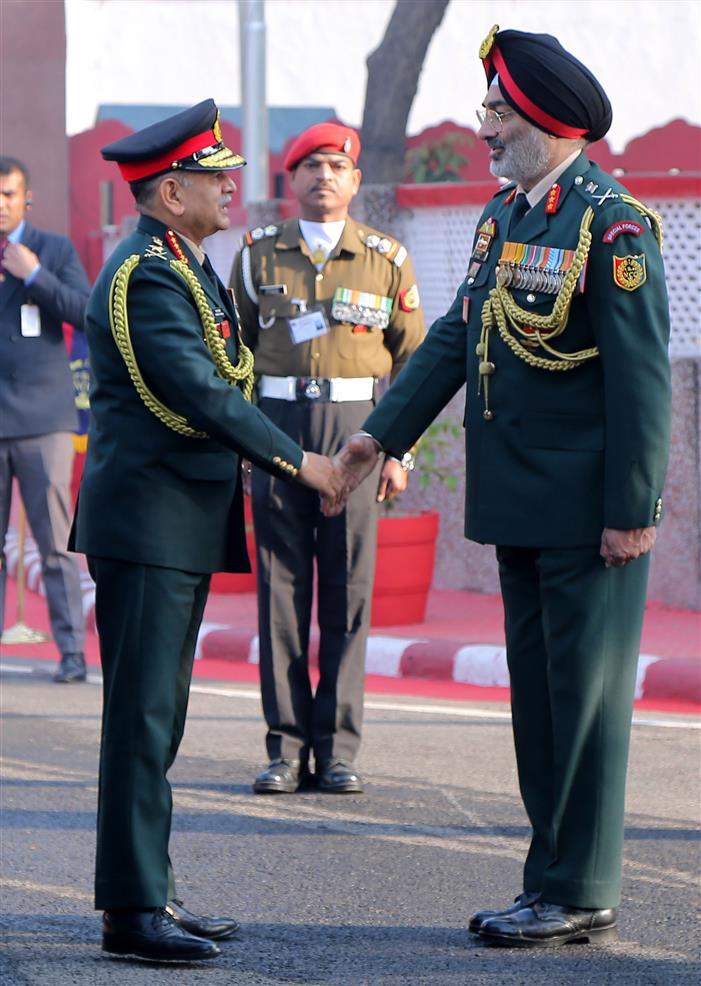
<box><xmin>108</xmin><ymin>256</ymin><xmax>256</xmax><ymax>439</ymax></box>
<box><xmin>476</xmin><ymin>195</ymin><xmax>663</xmax><ymax>421</ymax></box>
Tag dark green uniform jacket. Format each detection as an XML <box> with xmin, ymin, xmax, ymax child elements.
<box><xmin>364</xmin><ymin>155</ymin><xmax>671</xmax><ymax>547</ymax></box>
<box><xmin>70</xmin><ymin>215</ymin><xmax>303</xmax><ymax>574</ymax></box>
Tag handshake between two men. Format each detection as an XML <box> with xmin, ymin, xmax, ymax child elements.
<box><xmin>295</xmin><ymin>433</ymin><xmax>404</xmax><ymax>517</ymax></box>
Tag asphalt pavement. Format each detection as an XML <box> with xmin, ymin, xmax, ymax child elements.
<box><xmin>1</xmin><ymin>664</ymin><xmax>699</xmax><ymax>986</ymax></box>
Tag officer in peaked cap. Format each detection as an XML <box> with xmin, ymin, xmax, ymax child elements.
<box><xmin>70</xmin><ymin>99</ymin><xmax>347</xmax><ymax>963</ymax></box>
<box><xmin>100</xmin><ymin>98</ymin><xmax>246</xmax><ymax>178</ymax></box>
<box><xmin>230</xmin><ymin>121</ymin><xmax>424</xmax><ymax>797</ymax></box>
<box><xmin>332</xmin><ymin>26</ymin><xmax>671</xmax><ymax>947</ymax></box>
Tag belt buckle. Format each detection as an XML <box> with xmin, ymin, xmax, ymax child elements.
<box><xmin>305</xmin><ymin>378</ymin><xmax>321</xmax><ymax>400</ymax></box>
<box><xmin>297</xmin><ymin>377</ymin><xmax>324</xmax><ymax>401</ymax></box>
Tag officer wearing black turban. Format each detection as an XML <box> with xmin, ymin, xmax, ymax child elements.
<box><xmin>331</xmin><ymin>25</ymin><xmax>671</xmax><ymax>948</ymax></box>
<box><xmin>480</xmin><ymin>26</ymin><xmax>613</xmax><ymax>143</ymax></box>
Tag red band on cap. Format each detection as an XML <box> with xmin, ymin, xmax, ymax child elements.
<box><xmin>117</xmin><ymin>129</ymin><xmax>217</xmax><ymax>182</ymax></box>
<box><xmin>492</xmin><ymin>48</ymin><xmax>588</xmax><ymax>140</ymax></box>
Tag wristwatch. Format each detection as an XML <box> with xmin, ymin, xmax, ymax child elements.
<box><xmin>389</xmin><ymin>452</ymin><xmax>415</xmax><ymax>473</ymax></box>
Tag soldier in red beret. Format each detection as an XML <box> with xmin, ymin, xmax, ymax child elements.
<box><xmin>231</xmin><ymin>122</ymin><xmax>424</xmax><ymax>796</ymax></box>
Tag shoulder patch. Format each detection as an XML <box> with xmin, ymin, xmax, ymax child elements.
<box><xmin>613</xmin><ymin>254</ymin><xmax>647</xmax><ymax>291</ymax></box>
<box><xmin>244</xmin><ymin>224</ymin><xmax>279</xmax><ymax>247</ymax></box>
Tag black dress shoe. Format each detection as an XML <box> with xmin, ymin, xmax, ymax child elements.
<box><xmin>253</xmin><ymin>758</ymin><xmax>311</xmax><ymax>794</ymax></box>
<box><xmin>468</xmin><ymin>890</ymin><xmax>540</xmax><ymax>933</ymax></box>
<box><xmin>478</xmin><ymin>900</ymin><xmax>618</xmax><ymax>948</ymax></box>
<box><xmin>53</xmin><ymin>652</ymin><xmax>87</xmax><ymax>683</ymax></box>
<box><xmin>102</xmin><ymin>908</ymin><xmax>221</xmax><ymax>961</ymax></box>
<box><xmin>316</xmin><ymin>758</ymin><xmax>363</xmax><ymax>794</ymax></box>
<box><xmin>165</xmin><ymin>898</ymin><xmax>239</xmax><ymax>940</ymax></box>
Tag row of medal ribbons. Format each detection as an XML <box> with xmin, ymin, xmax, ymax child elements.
<box><xmin>331</xmin><ymin>287</ymin><xmax>393</xmax><ymax>328</ymax></box>
<box><xmin>496</xmin><ymin>241</ymin><xmax>585</xmax><ymax>295</ymax></box>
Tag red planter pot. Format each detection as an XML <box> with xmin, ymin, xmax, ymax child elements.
<box><xmin>370</xmin><ymin>510</ymin><xmax>440</xmax><ymax>626</ymax></box>
<box><xmin>210</xmin><ymin>506</ymin><xmax>440</xmax><ymax>628</ymax></box>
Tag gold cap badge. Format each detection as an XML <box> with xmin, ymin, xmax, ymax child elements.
<box><xmin>479</xmin><ymin>24</ymin><xmax>499</xmax><ymax>60</ymax></box>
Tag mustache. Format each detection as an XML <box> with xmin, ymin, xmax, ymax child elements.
<box><xmin>219</xmin><ymin>195</ymin><xmax>232</xmax><ymax>206</ymax></box>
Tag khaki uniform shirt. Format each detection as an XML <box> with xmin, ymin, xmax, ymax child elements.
<box><xmin>230</xmin><ymin>215</ymin><xmax>424</xmax><ymax>381</ymax></box>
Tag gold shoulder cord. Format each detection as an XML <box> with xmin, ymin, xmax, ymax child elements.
<box><xmin>109</xmin><ymin>255</ymin><xmax>207</xmax><ymax>438</ymax></box>
<box><xmin>109</xmin><ymin>256</ymin><xmax>255</xmax><ymax>439</ymax></box>
<box><xmin>476</xmin><ymin>196</ymin><xmax>664</xmax><ymax>420</ymax></box>
<box><xmin>169</xmin><ymin>259</ymin><xmax>255</xmax><ymax>401</ymax></box>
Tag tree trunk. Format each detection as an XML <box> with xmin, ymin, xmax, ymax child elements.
<box><xmin>360</xmin><ymin>0</ymin><xmax>450</xmax><ymax>184</ymax></box>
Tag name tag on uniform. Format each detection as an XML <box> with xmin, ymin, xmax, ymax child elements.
<box><xmin>288</xmin><ymin>305</ymin><xmax>330</xmax><ymax>345</ymax></box>
<box><xmin>20</xmin><ymin>304</ymin><xmax>41</xmax><ymax>337</ymax></box>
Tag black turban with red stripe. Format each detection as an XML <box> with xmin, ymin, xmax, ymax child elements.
<box><xmin>480</xmin><ymin>26</ymin><xmax>612</xmax><ymax>143</ymax></box>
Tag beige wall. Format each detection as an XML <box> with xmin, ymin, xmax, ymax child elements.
<box><xmin>0</xmin><ymin>0</ymin><xmax>68</xmax><ymax>235</ymax></box>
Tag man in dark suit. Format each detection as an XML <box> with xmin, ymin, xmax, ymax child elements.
<box><xmin>69</xmin><ymin>100</ymin><xmax>346</xmax><ymax>963</ymax></box>
<box><xmin>333</xmin><ymin>27</ymin><xmax>671</xmax><ymax>948</ymax></box>
<box><xmin>0</xmin><ymin>157</ymin><xmax>89</xmax><ymax>683</ymax></box>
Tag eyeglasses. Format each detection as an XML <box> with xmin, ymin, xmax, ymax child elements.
<box><xmin>475</xmin><ymin>108</ymin><xmax>515</xmax><ymax>132</ymax></box>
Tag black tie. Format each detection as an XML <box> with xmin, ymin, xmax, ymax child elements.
<box><xmin>202</xmin><ymin>254</ymin><xmax>218</xmax><ymax>285</ymax></box>
<box><xmin>509</xmin><ymin>192</ymin><xmax>530</xmax><ymax>234</ymax></box>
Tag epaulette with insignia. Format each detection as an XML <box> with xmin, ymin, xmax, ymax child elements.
<box><xmin>244</xmin><ymin>224</ymin><xmax>279</xmax><ymax>247</ymax></box>
<box><xmin>573</xmin><ymin>174</ymin><xmax>621</xmax><ymax>208</ymax></box>
<box><xmin>143</xmin><ymin>235</ymin><xmax>168</xmax><ymax>260</ymax></box>
<box><xmin>362</xmin><ymin>231</ymin><xmax>407</xmax><ymax>268</ymax></box>
<box><xmin>573</xmin><ymin>172</ymin><xmax>663</xmax><ymax>248</ymax></box>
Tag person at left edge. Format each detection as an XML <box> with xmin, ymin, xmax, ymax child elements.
<box><xmin>68</xmin><ymin>99</ymin><xmax>347</xmax><ymax>964</ymax></box>
<box><xmin>0</xmin><ymin>157</ymin><xmax>89</xmax><ymax>684</ymax></box>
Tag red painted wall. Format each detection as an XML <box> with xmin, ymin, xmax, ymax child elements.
<box><xmin>0</xmin><ymin>0</ymin><xmax>68</xmax><ymax>235</ymax></box>
<box><xmin>68</xmin><ymin>116</ymin><xmax>700</xmax><ymax>280</ymax></box>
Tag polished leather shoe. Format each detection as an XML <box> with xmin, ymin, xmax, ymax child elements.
<box><xmin>316</xmin><ymin>758</ymin><xmax>363</xmax><ymax>794</ymax></box>
<box><xmin>53</xmin><ymin>652</ymin><xmax>87</xmax><ymax>683</ymax></box>
<box><xmin>468</xmin><ymin>890</ymin><xmax>540</xmax><ymax>933</ymax></box>
<box><xmin>102</xmin><ymin>907</ymin><xmax>221</xmax><ymax>961</ymax></box>
<box><xmin>478</xmin><ymin>900</ymin><xmax>618</xmax><ymax>948</ymax></box>
<box><xmin>165</xmin><ymin>898</ymin><xmax>239</xmax><ymax>940</ymax></box>
<box><xmin>253</xmin><ymin>758</ymin><xmax>311</xmax><ymax>794</ymax></box>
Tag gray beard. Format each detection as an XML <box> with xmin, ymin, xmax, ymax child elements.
<box><xmin>489</xmin><ymin>126</ymin><xmax>553</xmax><ymax>188</ymax></box>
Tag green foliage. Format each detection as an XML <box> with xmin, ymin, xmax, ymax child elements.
<box><xmin>405</xmin><ymin>132</ymin><xmax>473</xmax><ymax>184</ymax></box>
<box><xmin>384</xmin><ymin>417</ymin><xmax>462</xmax><ymax>512</ymax></box>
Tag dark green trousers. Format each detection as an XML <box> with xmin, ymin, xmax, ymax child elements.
<box><xmin>89</xmin><ymin>557</ymin><xmax>210</xmax><ymax>910</ymax></box>
<box><xmin>497</xmin><ymin>544</ymin><xmax>650</xmax><ymax>910</ymax></box>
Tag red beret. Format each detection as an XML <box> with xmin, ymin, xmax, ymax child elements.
<box><xmin>284</xmin><ymin>123</ymin><xmax>361</xmax><ymax>172</ymax></box>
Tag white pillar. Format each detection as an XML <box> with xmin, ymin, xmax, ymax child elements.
<box><xmin>238</xmin><ymin>0</ymin><xmax>268</xmax><ymax>205</ymax></box>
